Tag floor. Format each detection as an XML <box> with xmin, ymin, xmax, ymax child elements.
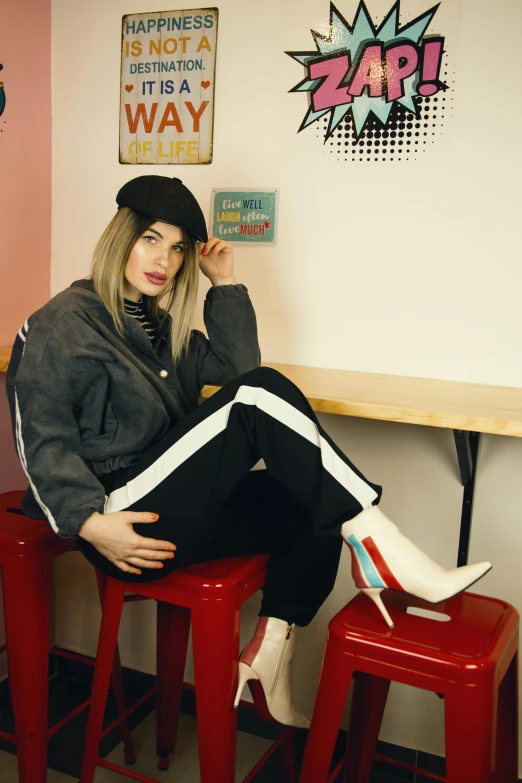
<box><xmin>0</xmin><ymin>710</ymin><xmax>414</xmax><ymax>782</ymax></box>
<box><xmin>0</xmin><ymin>665</ymin><xmax>440</xmax><ymax>783</ymax></box>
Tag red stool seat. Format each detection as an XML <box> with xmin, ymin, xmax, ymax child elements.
<box><xmin>0</xmin><ymin>490</ymin><xmax>135</xmax><ymax>782</ymax></box>
<box><xmin>80</xmin><ymin>555</ymin><xmax>296</xmax><ymax>783</ymax></box>
<box><xmin>0</xmin><ymin>490</ymin><xmax>76</xmax><ymax>554</ymax></box>
<box><xmin>300</xmin><ymin>590</ymin><xmax>519</xmax><ymax>783</ymax></box>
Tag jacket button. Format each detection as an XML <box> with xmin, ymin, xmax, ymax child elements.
<box><xmin>159</xmin><ymin>369</ymin><xmax>168</xmax><ymax>378</ymax></box>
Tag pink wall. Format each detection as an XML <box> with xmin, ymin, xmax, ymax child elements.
<box><xmin>0</xmin><ymin>0</ymin><xmax>50</xmax><ymax>481</ymax></box>
<box><xmin>0</xmin><ymin>0</ymin><xmax>51</xmax><ymax>679</ymax></box>
<box><xmin>0</xmin><ymin>0</ymin><xmax>51</xmax><ymax>346</ymax></box>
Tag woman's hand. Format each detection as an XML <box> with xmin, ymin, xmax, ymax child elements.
<box><xmin>78</xmin><ymin>510</ymin><xmax>176</xmax><ymax>575</ymax></box>
<box><xmin>197</xmin><ymin>237</ymin><xmax>237</xmax><ymax>286</ymax></box>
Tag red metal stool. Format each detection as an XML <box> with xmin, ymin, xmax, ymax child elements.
<box><xmin>0</xmin><ymin>490</ymin><xmax>138</xmax><ymax>782</ymax></box>
<box><xmin>300</xmin><ymin>590</ymin><xmax>519</xmax><ymax>783</ymax></box>
<box><xmin>80</xmin><ymin>554</ymin><xmax>296</xmax><ymax>783</ymax></box>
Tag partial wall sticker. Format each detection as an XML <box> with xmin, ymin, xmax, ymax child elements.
<box><xmin>211</xmin><ymin>189</ymin><xmax>279</xmax><ymax>245</ymax></box>
<box><xmin>120</xmin><ymin>8</ymin><xmax>218</xmax><ymax>164</ymax></box>
<box><xmin>0</xmin><ymin>63</ymin><xmax>6</xmax><ymax>130</ymax></box>
<box><xmin>286</xmin><ymin>1</ymin><xmax>452</xmax><ymax>162</ymax></box>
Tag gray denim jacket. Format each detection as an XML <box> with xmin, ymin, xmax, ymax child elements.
<box><xmin>6</xmin><ymin>278</ymin><xmax>261</xmax><ymax>538</ymax></box>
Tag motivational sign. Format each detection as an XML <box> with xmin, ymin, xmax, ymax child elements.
<box><xmin>286</xmin><ymin>1</ymin><xmax>448</xmax><ymax>158</ymax></box>
<box><xmin>120</xmin><ymin>8</ymin><xmax>218</xmax><ymax>164</ymax></box>
<box><xmin>211</xmin><ymin>189</ymin><xmax>279</xmax><ymax>245</ymax></box>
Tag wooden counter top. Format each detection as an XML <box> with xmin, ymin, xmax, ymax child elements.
<box><xmin>201</xmin><ymin>362</ymin><xmax>522</xmax><ymax>437</ymax></box>
<box><xmin>2</xmin><ymin>346</ymin><xmax>522</xmax><ymax>437</ymax></box>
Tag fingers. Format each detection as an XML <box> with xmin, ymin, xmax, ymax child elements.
<box><xmin>120</xmin><ymin>515</ymin><xmax>177</xmax><ymax>573</ymax></box>
<box><xmin>132</xmin><ymin>548</ymin><xmax>175</xmax><ymax>562</ymax></box>
<box><xmin>115</xmin><ymin>560</ymin><xmax>143</xmax><ymax>576</ymax></box>
<box><xmin>125</xmin><ymin>556</ymin><xmax>169</xmax><ymax>570</ymax></box>
<box><xmin>137</xmin><ymin>537</ymin><xmax>176</xmax><ymax>552</ymax></box>
<box><xmin>113</xmin><ymin>552</ymin><xmax>174</xmax><ymax>575</ymax></box>
<box><xmin>113</xmin><ymin>548</ymin><xmax>175</xmax><ymax>574</ymax></box>
<box><xmin>128</xmin><ymin>512</ymin><xmax>160</xmax><ymax>524</ymax></box>
<box><xmin>125</xmin><ymin>514</ymin><xmax>176</xmax><ymax>549</ymax></box>
<box><xmin>124</xmin><ymin>531</ymin><xmax>177</xmax><ymax>570</ymax></box>
<box><xmin>199</xmin><ymin>237</ymin><xmax>229</xmax><ymax>256</ymax></box>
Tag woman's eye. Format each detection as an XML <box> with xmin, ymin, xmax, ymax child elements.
<box><xmin>143</xmin><ymin>235</ymin><xmax>156</xmax><ymax>243</ymax></box>
<box><xmin>173</xmin><ymin>245</ymin><xmax>184</xmax><ymax>253</ymax></box>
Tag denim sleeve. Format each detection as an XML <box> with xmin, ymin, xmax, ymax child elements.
<box><xmin>197</xmin><ymin>283</ymin><xmax>261</xmax><ymax>388</ymax></box>
<box><xmin>9</xmin><ymin>308</ymin><xmax>108</xmax><ymax>538</ymax></box>
<box><xmin>13</xmin><ymin>380</ymin><xmax>107</xmax><ymax>538</ymax></box>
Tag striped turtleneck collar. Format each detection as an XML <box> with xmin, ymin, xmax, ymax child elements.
<box><xmin>123</xmin><ymin>297</ymin><xmax>159</xmax><ymax>347</ymax></box>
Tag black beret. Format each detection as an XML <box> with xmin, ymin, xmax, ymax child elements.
<box><xmin>116</xmin><ymin>175</ymin><xmax>208</xmax><ymax>243</ymax></box>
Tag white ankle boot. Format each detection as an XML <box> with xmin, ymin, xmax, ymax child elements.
<box><xmin>234</xmin><ymin>617</ymin><xmax>310</xmax><ymax>728</ymax></box>
<box><xmin>341</xmin><ymin>506</ymin><xmax>492</xmax><ymax>629</ymax></box>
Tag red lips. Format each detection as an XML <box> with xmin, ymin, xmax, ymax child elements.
<box><xmin>144</xmin><ymin>272</ymin><xmax>167</xmax><ymax>285</ymax></box>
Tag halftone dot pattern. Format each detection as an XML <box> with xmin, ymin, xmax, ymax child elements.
<box><xmin>316</xmin><ymin>58</ymin><xmax>454</xmax><ymax>162</ymax></box>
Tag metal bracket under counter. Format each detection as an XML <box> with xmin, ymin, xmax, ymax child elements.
<box><xmin>453</xmin><ymin>430</ymin><xmax>480</xmax><ymax>567</ymax></box>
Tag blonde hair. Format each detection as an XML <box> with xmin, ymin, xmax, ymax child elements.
<box><xmin>88</xmin><ymin>207</ymin><xmax>200</xmax><ymax>365</ymax></box>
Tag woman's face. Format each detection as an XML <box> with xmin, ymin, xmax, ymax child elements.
<box><xmin>123</xmin><ymin>221</ymin><xmax>186</xmax><ymax>301</ymax></box>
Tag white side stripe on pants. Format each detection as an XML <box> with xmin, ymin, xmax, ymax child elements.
<box><xmin>105</xmin><ymin>384</ymin><xmax>378</xmax><ymax>514</ymax></box>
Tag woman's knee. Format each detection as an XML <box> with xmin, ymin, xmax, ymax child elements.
<box><xmin>242</xmin><ymin>365</ymin><xmax>289</xmax><ymax>387</ymax></box>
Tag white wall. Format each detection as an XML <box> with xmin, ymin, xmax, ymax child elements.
<box><xmin>51</xmin><ymin>0</ymin><xmax>522</xmax><ymax>766</ymax></box>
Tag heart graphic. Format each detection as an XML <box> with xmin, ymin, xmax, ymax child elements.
<box><xmin>201</xmin><ymin>81</ymin><xmax>210</xmax><ymax>89</ymax></box>
<box><xmin>125</xmin><ymin>84</ymin><xmax>134</xmax><ymax>92</ymax></box>
<box><xmin>264</xmin><ymin>221</ymin><xmax>272</xmax><ymax>229</ymax></box>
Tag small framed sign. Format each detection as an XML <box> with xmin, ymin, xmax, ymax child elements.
<box><xmin>210</xmin><ymin>188</ymin><xmax>279</xmax><ymax>244</ymax></box>
<box><xmin>119</xmin><ymin>7</ymin><xmax>218</xmax><ymax>164</ymax></box>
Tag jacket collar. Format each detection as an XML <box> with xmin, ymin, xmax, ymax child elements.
<box><xmin>69</xmin><ymin>278</ymin><xmax>172</xmax><ymax>348</ymax></box>
<box><xmin>70</xmin><ymin>278</ymin><xmax>96</xmax><ymax>292</ymax></box>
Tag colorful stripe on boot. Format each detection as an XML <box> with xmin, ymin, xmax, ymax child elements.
<box><xmin>345</xmin><ymin>534</ymin><xmax>404</xmax><ymax>591</ymax></box>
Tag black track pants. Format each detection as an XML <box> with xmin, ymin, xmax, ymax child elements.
<box><xmin>77</xmin><ymin>367</ymin><xmax>382</xmax><ymax>626</ymax></box>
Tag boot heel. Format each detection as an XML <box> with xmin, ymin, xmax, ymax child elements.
<box><xmin>342</xmin><ymin>508</ymin><xmax>492</xmax><ymax>630</ymax></box>
<box><xmin>361</xmin><ymin>587</ymin><xmax>395</xmax><ymax>629</ymax></box>
<box><xmin>234</xmin><ymin>661</ymin><xmax>259</xmax><ymax>709</ymax></box>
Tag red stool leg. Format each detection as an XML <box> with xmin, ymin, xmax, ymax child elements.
<box><xmin>95</xmin><ymin>571</ymin><xmax>135</xmax><ymax>765</ymax></box>
<box><xmin>343</xmin><ymin>673</ymin><xmax>391</xmax><ymax>783</ymax></box>
<box><xmin>279</xmin><ymin>726</ymin><xmax>296</xmax><ymax>783</ymax></box>
<box><xmin>445</xmin><ymin>682</ymin><xmax>496</xmax><ymax>783</ymax></box>
<box><xmin>299</xmin><ymin>642</ymin><xmax>354</xmax><ymax>783</ymax></box>
<box><xmin>80</xmin><ymin>578</ymin><xmax>126</xmax><ymax>783</ymax></box>
<box><xmin>494</xmin><ymin>651</ymin><xmax>518</xmax><ymax>783</ymax></box>
<box><xmin>2</xmin><ymin>553</ymin><xmax>51</xmax><ymax>783</ymax></box>
<box><xmin>155</xmin><ymin>602</ymin><xmax>191</xmax><ymax>770</ymax></box>
<box><xmin>191</xmin><ymin>598</ymin><xmax>240</xmax><ymax>783</ymax></box>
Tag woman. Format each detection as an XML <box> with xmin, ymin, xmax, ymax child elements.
<box><xmin>6</xmin><ymin>175</ymin><xmax>491</xmax><ymax>728</ymax></box>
